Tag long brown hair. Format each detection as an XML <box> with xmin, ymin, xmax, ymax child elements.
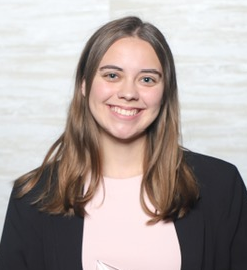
<box><xmin>15</xmin><ymin>16</ymin><xmax>199</xmax><ymax>223</ymax></box>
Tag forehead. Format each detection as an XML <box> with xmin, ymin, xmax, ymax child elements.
<box><xmin>98</xmin><ymin>37</ymin><xmax>161</xmax><ymax>70</ymax></box>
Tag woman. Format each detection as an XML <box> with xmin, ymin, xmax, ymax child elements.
<box><xmin>0</xmin><ymin>16</ymin><xmax>246</xmax><ymax>270</ymax></box>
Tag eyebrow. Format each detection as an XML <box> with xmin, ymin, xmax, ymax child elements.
<box><xmin>99</xmin><ymin>65</ymin><xmax>162</xmax><ymax>78</ymax></box>
<box><xmin>140</xmin><ymin>69</ymin><xmax>162</xmax><ymax>78</ymax></box>
<box><xmin>99</xmin><ymin>65</ymin><xmax>123</xmax><ymax>71</ymax></box>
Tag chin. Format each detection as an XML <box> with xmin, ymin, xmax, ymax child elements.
<box><xmin>112</xmin><ymin>132</ymin><xmax>146</xmax><ymax>143</ymax></box>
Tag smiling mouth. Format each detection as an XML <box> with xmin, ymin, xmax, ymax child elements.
<box><xmin>110</xmin><ymin>106</ymin><xmax>140</xmax><ymax>116</ymax></box>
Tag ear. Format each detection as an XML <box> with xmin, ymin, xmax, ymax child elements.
<box><xmin>81</xmin><ymin>80</ymin><xmax>86</xmax><ymax>96</ymax></box>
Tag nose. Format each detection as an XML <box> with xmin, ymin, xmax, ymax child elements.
<box><xmin>117</xmin><ymin>80</ymin><xmax>139</xmax><ymax>101</ymax></box>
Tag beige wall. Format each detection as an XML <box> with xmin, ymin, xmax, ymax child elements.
<box><xmin>0</xmin><ymin>0</ymin><xmax>246</xmax><ymax>234</ymax></box>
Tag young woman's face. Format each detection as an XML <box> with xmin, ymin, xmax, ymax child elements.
<box><xmin>86</xmin><ymin>37</ymin><xmax>164</xmax><ymax>142</ymax></box>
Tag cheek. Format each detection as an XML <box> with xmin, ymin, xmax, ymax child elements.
<box><xmin>90</xmin><ymin>79</ymin><xmax>113</xmax><ymax>102</ymax></box>
<box><xmin>143</xmin><ymin>89</ymin><xmax>164</xmax><ymax>109</ymax></box>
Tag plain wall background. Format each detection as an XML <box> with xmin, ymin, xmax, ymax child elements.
<box><xmin>0</xmin><ymin>0</ymin><xmax>246</xmax><ymax>235</ymax></box>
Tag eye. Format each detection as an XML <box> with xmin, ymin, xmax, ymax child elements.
<box><xmin>108</xmin><ymin>73</ymin><xmax>117</xmax><ymax>79</ymax></box>
<box><xmin>104</xmin><ymin>73</ymin><xmax>119</xmax><ymax>81</ymax></box>
<box><xmin>141</xmin><ymin>76</ymin><xmax>156</xmax><ymax>85</ymax></box>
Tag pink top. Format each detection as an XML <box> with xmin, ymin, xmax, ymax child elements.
<box><xmin>82</xmin><ymin>175</ymin><xmax>181</xmax><ymax>270</ymax></box>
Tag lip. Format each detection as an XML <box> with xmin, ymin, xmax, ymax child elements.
<box><xmin>108</xmin><ymin>105</ymin><xmax>142</xmax><ymax>117</ymax></box>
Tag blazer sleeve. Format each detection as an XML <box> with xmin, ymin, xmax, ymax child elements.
<box><xmin>0</xmin><ymin>170</ymin><xmax>84</xmax><ymax>270</ymax></box>
<box><xmin>211</xmin><ymin>166</ymin><xmax>247</xmax><ymax>269</ymax></box>
<box><xmin>230</xmin><ymin>169</ymin><xmax>247</xmax><ymax>269</ymax></box>
<box><xmin>0</xmin><ymin>189</ymin><xmax>46</xmax><ymax>270</ymax></box>
<box><xmin>184</xmin><ymin>152</ymin><xmax>247</xmax><ymax>269</ymax></box>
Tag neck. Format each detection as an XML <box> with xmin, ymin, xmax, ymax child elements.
<box><xmin>100</xmin><ymin>133</ymin><xmax>146</xmax><ymax>179</ymax></box>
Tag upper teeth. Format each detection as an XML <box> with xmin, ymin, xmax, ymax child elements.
<box><xmin>111</xmin><ymin>106</ymin><xmax>138</xmax><ymax>116</ymax></box>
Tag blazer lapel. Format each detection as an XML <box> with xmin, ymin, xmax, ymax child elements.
<box><xmin>175</xmin><ymin>203</ymin><xmax>205</xmax><ymax>270</ymax></box>
<box><xmin>45</xmin><ymin>214</ymin><xmax>84</xmax><ymax>270</ymax></box>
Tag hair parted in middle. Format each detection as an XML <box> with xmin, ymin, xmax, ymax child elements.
<box><xmin>15</xmin><ymin>16</ymin><xmax>199</xmax><ymax>223</ymax></box>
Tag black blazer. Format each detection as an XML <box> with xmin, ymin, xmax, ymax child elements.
<box><xmin>0</xmin><ymin>152</ymin><xmax>247</xmax><ymax>270</ymax></box>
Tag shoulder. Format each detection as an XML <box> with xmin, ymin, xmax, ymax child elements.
<box><xmin>184</xmin><ymin>150</ymin><xmax>241</xmax><ymax>185</ymax></box>
<box><xmin>5</xmin><ymin>163</ymin><xmax>82</xmax><ymax>233</ymax></box>
<box><xmin>184</xmin><ymin>150</ymin><xmax>237</xmax><ymax>173</ymax></box>
<box><xmin>183</xmin><ymin>150</ymin><xmax>245</xmax><ymax>199</ymax></box>
<box><xmin>183</xmin><ymin>150</ymin><xmax>246</xmax><ymax>210</ymax></box>
<box><xmin>13</xmin><ymin>163</ymin><xmax>58</xmax><ymax>204</ymax></box>
<box><xmin>6</xmin><ymin>165</ymin><xmax>57</xmax><ymax>228</ymax></box>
